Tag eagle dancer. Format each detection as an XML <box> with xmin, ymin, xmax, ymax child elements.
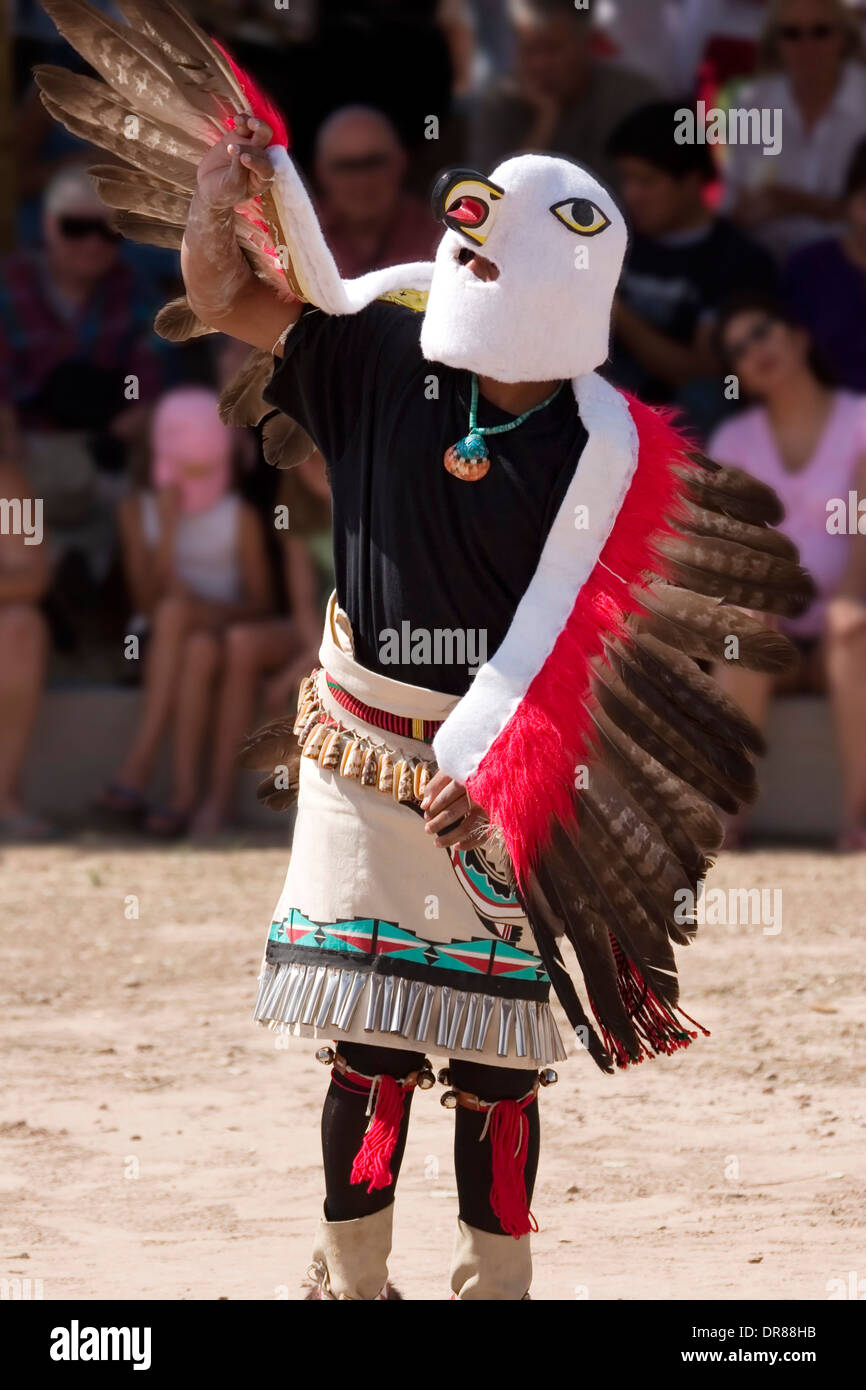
<box><xmin>36</xmin><ymin>0</ymin><xmax>812</xmax><ymax>1299</ymax></box>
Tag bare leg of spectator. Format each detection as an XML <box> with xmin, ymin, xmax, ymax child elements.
<box><xmin>145</xmin><ymin>629</ymin><xmax>223</xmax><ymax>836</ymax></box>
<box><xmin>191</xmin><ymin>619</ymin><xmax>299</xmax><ymax>838</ymax></box>
<box><xmin>824</xmin><ymin>613</ymin><xmax>866</xmax><ymax>850</ymax></box>
<box><xmin>0</xmin><ymin>604</ymin><xmax>52</xmax><ymax>838</ymax></box>
<box><xmin>713</xmin><ymin>661</ymin><xmax>775</xmax><ymax>848</ymax></box>
<box><xmin>110</xmin><ymin>595</ymin><xmax>202</xmax><ymax>799</ymax></box>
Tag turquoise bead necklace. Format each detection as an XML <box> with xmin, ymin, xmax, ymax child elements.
<box><xmin>444</xmin><ymin>373</ymin><xmax>565</xmax><ymax>481</ymax></box>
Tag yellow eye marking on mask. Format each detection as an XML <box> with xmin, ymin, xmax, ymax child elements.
<box><xmin>432</xmin><ymin>169</ymin><xmax>505</xmax><ymax>245</ymax></box>
<box><xmin>549</xmin><ymin>198</ymin><xmax>611</xmax><ymax>237</ymax></box>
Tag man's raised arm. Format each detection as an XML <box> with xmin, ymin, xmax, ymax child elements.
<box><xmin>181</xmin><ymin>114</ymin><xmax>303</xmax><ymax>356</ymax></box>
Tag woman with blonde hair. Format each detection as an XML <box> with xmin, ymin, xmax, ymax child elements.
<box><xmin>723</xmin><ymin>0</ymin><xmax>866</xmax><ymax>257</ymax></box>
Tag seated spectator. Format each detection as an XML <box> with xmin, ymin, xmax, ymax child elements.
<box><xmin>464</xmin><ymin>0</ymin><xmax>515</xmax><ymax>88</ymax></box>
<box><xmin>468</xmin><ymin>0</ymin><xmax>659</xmax><ymax>189</ymax></box>
<box><xmin>0</xmin><ymin>458</ymin><xmax>52</xmax><ymax>841</ymax></box>
<box><xmin>674</xmin><ymin>0</ymin><xmax>767</xmax><ymax>96</ymax></box>
<box><xmin>97</xmin><ymin>388</ymin><xmax>272</xmax><ymax>837</ymax></box>
<box><xmin>709</xmin><ymin>294</ymin><xmax>866</xmax><ymax>850</ymax></box>
<box><xmin>782</xmin><ymin>138</ymin><xmax>866</xmax><ymax>391</ymax></box>
<box><xmin>314</xmin><ymin>106</ymin><xmax>441</xmax><ymax>278</ymax></box>
<box><xmin>192</xmin><ymin>451</ymin><xmax>334</xmax><ymax>839</ymax></box>
<box><xmin>607</xmin><ymin>101</ymin><xmax>777</xmax><ymax>434</ymax></box>
<box><xmin>235</xmin><ymin>0</ymin><xmax>454</xmax><ymax>173</ymax></box>
<box><xmin>438</xmin><ymin>0</ymin><xmax>477</xmax><ymax>98</ymax></box>
<box><xmin>0</xmin><ymin>165</ymin><xmax>163</xmax><ymax>620</ymax></box>
<box><xmin>594</xmin><ymin>0</ymin><xmax>685</xmax><ymax>96</ymax></box>
<box><xmin>723</xmin><ymin>0</ymin><xmax>866</xmax><ymax>258</ymax></box>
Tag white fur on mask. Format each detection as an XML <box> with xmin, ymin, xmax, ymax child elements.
<box><xmin>419</xmin><ymin>154</ymin><xmax>627</xmax><ymax>384</ymax></box>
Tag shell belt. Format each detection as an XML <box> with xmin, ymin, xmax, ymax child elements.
<box><xmin>293</xmin><ymin>669</ymin><xmax>437</xmax><ymax>806</ymax></box>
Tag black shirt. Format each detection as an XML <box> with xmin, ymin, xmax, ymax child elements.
<box><xmin>264</xmin><ymin>301</ymin><xmax>587</xmax><ymax>695</ymax></box>
<box><xmin>611</xmin><ymin>216</ymin><xmax>778</xmax><ymax>401</ymax></box>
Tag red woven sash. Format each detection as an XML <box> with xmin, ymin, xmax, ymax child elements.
<box><xmin>325</xmin><ymin>674</ymin><xmax>443</xmax><ymax>744</ymax></box>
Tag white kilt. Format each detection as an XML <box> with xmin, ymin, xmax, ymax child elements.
<box><xmin>253</xmin><ymin>595</ymin><xmax>567</xmax><ymax>1068</ymax></box>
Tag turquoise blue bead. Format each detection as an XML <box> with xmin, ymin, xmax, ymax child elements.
<box><xmin>454</xmin><ymin>431</ymin><xmax>489</xmax><ymax>462</ymax></box>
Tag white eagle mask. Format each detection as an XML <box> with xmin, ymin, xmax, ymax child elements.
<box><xmin>269</xmin><ymin>149</ymin><xmax>625</xmax><ymax>381</ymax></box>
<box><xmin>420</xmin><ymin>154</ymin><xmax>628</xmax><ymax>383</ymax></box>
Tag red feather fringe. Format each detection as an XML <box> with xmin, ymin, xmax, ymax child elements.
<box><xmin>593</xmin><ymin>937</ymin><xmax>711</xmax><ymax>1069</ymax></box>
<box><xmin>466</xmin><ymin>396</ymin><xmax>697</xmax><ymax>886</ymax></box>
<box><xmin>213</xmin><ymin>40</ymin><xmax>291</xmax><ymax>148</ymax></box>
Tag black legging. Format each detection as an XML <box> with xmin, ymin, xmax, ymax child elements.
<box><xmin>321</xmin><ymin>1041</ymin><xmax>540</xmax><ymax>1234</ymax></box>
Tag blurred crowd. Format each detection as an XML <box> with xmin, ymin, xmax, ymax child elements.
<box><xmin>1</xmin><ymin>0</ymin><xmax>865</xmax><ymax>846</ymax></box>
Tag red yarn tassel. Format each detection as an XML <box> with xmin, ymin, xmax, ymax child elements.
<box><xmin>350</xmin><ymin>1074</ymin><xmax>407</xmax><ymax>1194</ymax></box>
<box><xmin>486</xmin><ymin>1099</ymin><xmax>538</xmax><ymax>1240</ymax></box>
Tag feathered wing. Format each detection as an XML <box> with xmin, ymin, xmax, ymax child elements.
<box><xmin>433</xmin><ymin>389</ymin><xmax>813</xmax><ymax>1073</ymax></box>
<box><xmin>35</xmin><ymin>0</ymin><xmax>433</xmax><ymax>466</ymax></box>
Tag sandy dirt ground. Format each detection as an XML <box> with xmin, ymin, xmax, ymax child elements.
<box><xmin>0</xmin><ymin>834</ymin><xmax>863</xmax><ymax>1302</ymax></box>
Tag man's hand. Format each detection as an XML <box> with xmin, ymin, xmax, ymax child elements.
<box><xmin>181</xmin><ymin>112</ymin><xmax>302</xmax><ymax>353</ymax></box>
<box><xmin>196</xmin><ymin>114</ymin><xmax>276</xmax><ymax>210</ymax></box>
<box><xmin>421</xmin><ymin>769</ymin><xmax>488</xmax><ymax>850</ymax></box>
<box><xmin>508</xmin><ymin>73</ymin><xmax>560</xmax><ymax>151</ymax></box>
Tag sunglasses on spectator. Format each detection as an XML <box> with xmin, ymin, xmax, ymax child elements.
<box><xmin>725</xmin><ymin>316</ymin><xmax>777</xmax><ymax>362</ymax></box>
<box><xmin>326</xmin><ymin>152</ymin><xmax>392</xmax><ymax>175</ymax></box>
<box><xmin>778</xmin><ymin>23</ymin><xmax>838</xmax><ymax>41</ymax></box>
<box><xmin>58</xmin><ymin>215</ymin><xmax>121</xmax><ymax>242</ymax></box>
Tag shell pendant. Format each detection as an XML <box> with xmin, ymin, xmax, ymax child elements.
<box><xmin>443</xmin><ymin>429</ymin><xmax>490</xmax><ymax>482</ymax></box>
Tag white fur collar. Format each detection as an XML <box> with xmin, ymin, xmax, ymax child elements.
<box><xmin>432</xmin><ymin>373</ymin><xmax>638</xmax><ymax>782</ymax></box>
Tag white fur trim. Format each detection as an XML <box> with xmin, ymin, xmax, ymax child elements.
<box><xmin>432</xmin><ymin>374</ymin><xmax>638</xmax><ymax>783</ymax></box>
<box><xmin>268</xmin><ymin>146</ymin><xmax>433</xmax><ymax>314</ymax></box>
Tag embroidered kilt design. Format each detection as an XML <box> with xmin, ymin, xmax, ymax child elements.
<box><xmin>253</xmin><ymin>596</ymin><xmax>568</xmax><ymax>1067</ymax></box>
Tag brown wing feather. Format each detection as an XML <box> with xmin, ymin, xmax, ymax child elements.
<box><xmin>611</xmin><ymin>631</ymin><xmax>765</xmax><ymax>755</ymax></box>
<box><xmin>560</xmin><ymin>812</ymin><xmax>680</xmax><ymax>1005</ymax></box>
<box><xmin>654</xmin><ymin>534</ymin><xmax>815</xmax><ymax>615</ymax></box>
<box><xmin>528</xmin><ymin>847</ymin><xmax>641</xmax><ymax>1061</ymax></box>
<box><xmin>256</xmin><ymin>768</ymin><xmax>300</xmax><ymax>812</ymax></box>
<box><xmin>88</xmin><ymin>165</ymin><xmax>192</xmax><ymax>223</ymax></box>
<box><xmin>591</xmin><ymin>704</ymin><xmax>722</xmax><ymax>859</ymax></box>
<box><xmin>599</xmin><ymin>646</ymin><xmax>758</xmax><ymax>791</ymax></box>
<box><xmin>39</xmin><ymin>0</ymin><xmax>225</xmax><ymax>141</ymax></box>
<box><xmin>154</xmin><ymin>296</ymin><xmax>214</xmax><ymax>341</ymax></box>
<box><xmin>38</xmin><ymin>91</ymin><xmax>196</xmax><ymax>189</ymax></box>
<box><xmin>113</xmin><ymin>213</ymin><xmax>184</xmax><ymax>247</ymax></box>
<box><xmin>588</xmin><ymin>707</ymin><xmax>719</xmax><ymax>889</ymax></box>
<box><xmin>580</xmin><ymin>763</ymin><xmax>696</xmax><ymax>946</ymax></box>
<box><xmin>238</xmin><ymin>717</ymin><xmax>300</xmax><ymax>772</ymax></box>
<box><xmin>113</xmin><ymin>0</ymin><xmax>248</xmax><ymax>107</ymax></box>
<box><xmin>591</xmin><ymin>661</ymin><xmax>751</xmax><ymax>813</ymax></box>
<box><xmin>675</xmin><ymin>497</ymin><xmax>799</xmax><ymax>559</ymax></box>
<box><xmin>218</xmin><ymin>349</ymin><xmax>273</xmax><ymax>429</ymax></box>
<box><xmin>675</xmin><ymin>461</ymin><xmax>785</xmax><ymax>526</ymax></box>
<box><xmin>632</xmin><ymin>582</ymin><xmax>798</xmax><ymax>672</ymax></box>
<box><xmin>261</xmin><ymin>415</ymin><xmax>318</xmax><ymax>470</ymax></box>
<box><xmin>34</xmin><ymin>64</ymin><xmax>209</xmax><ymax>159</ymax></box>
